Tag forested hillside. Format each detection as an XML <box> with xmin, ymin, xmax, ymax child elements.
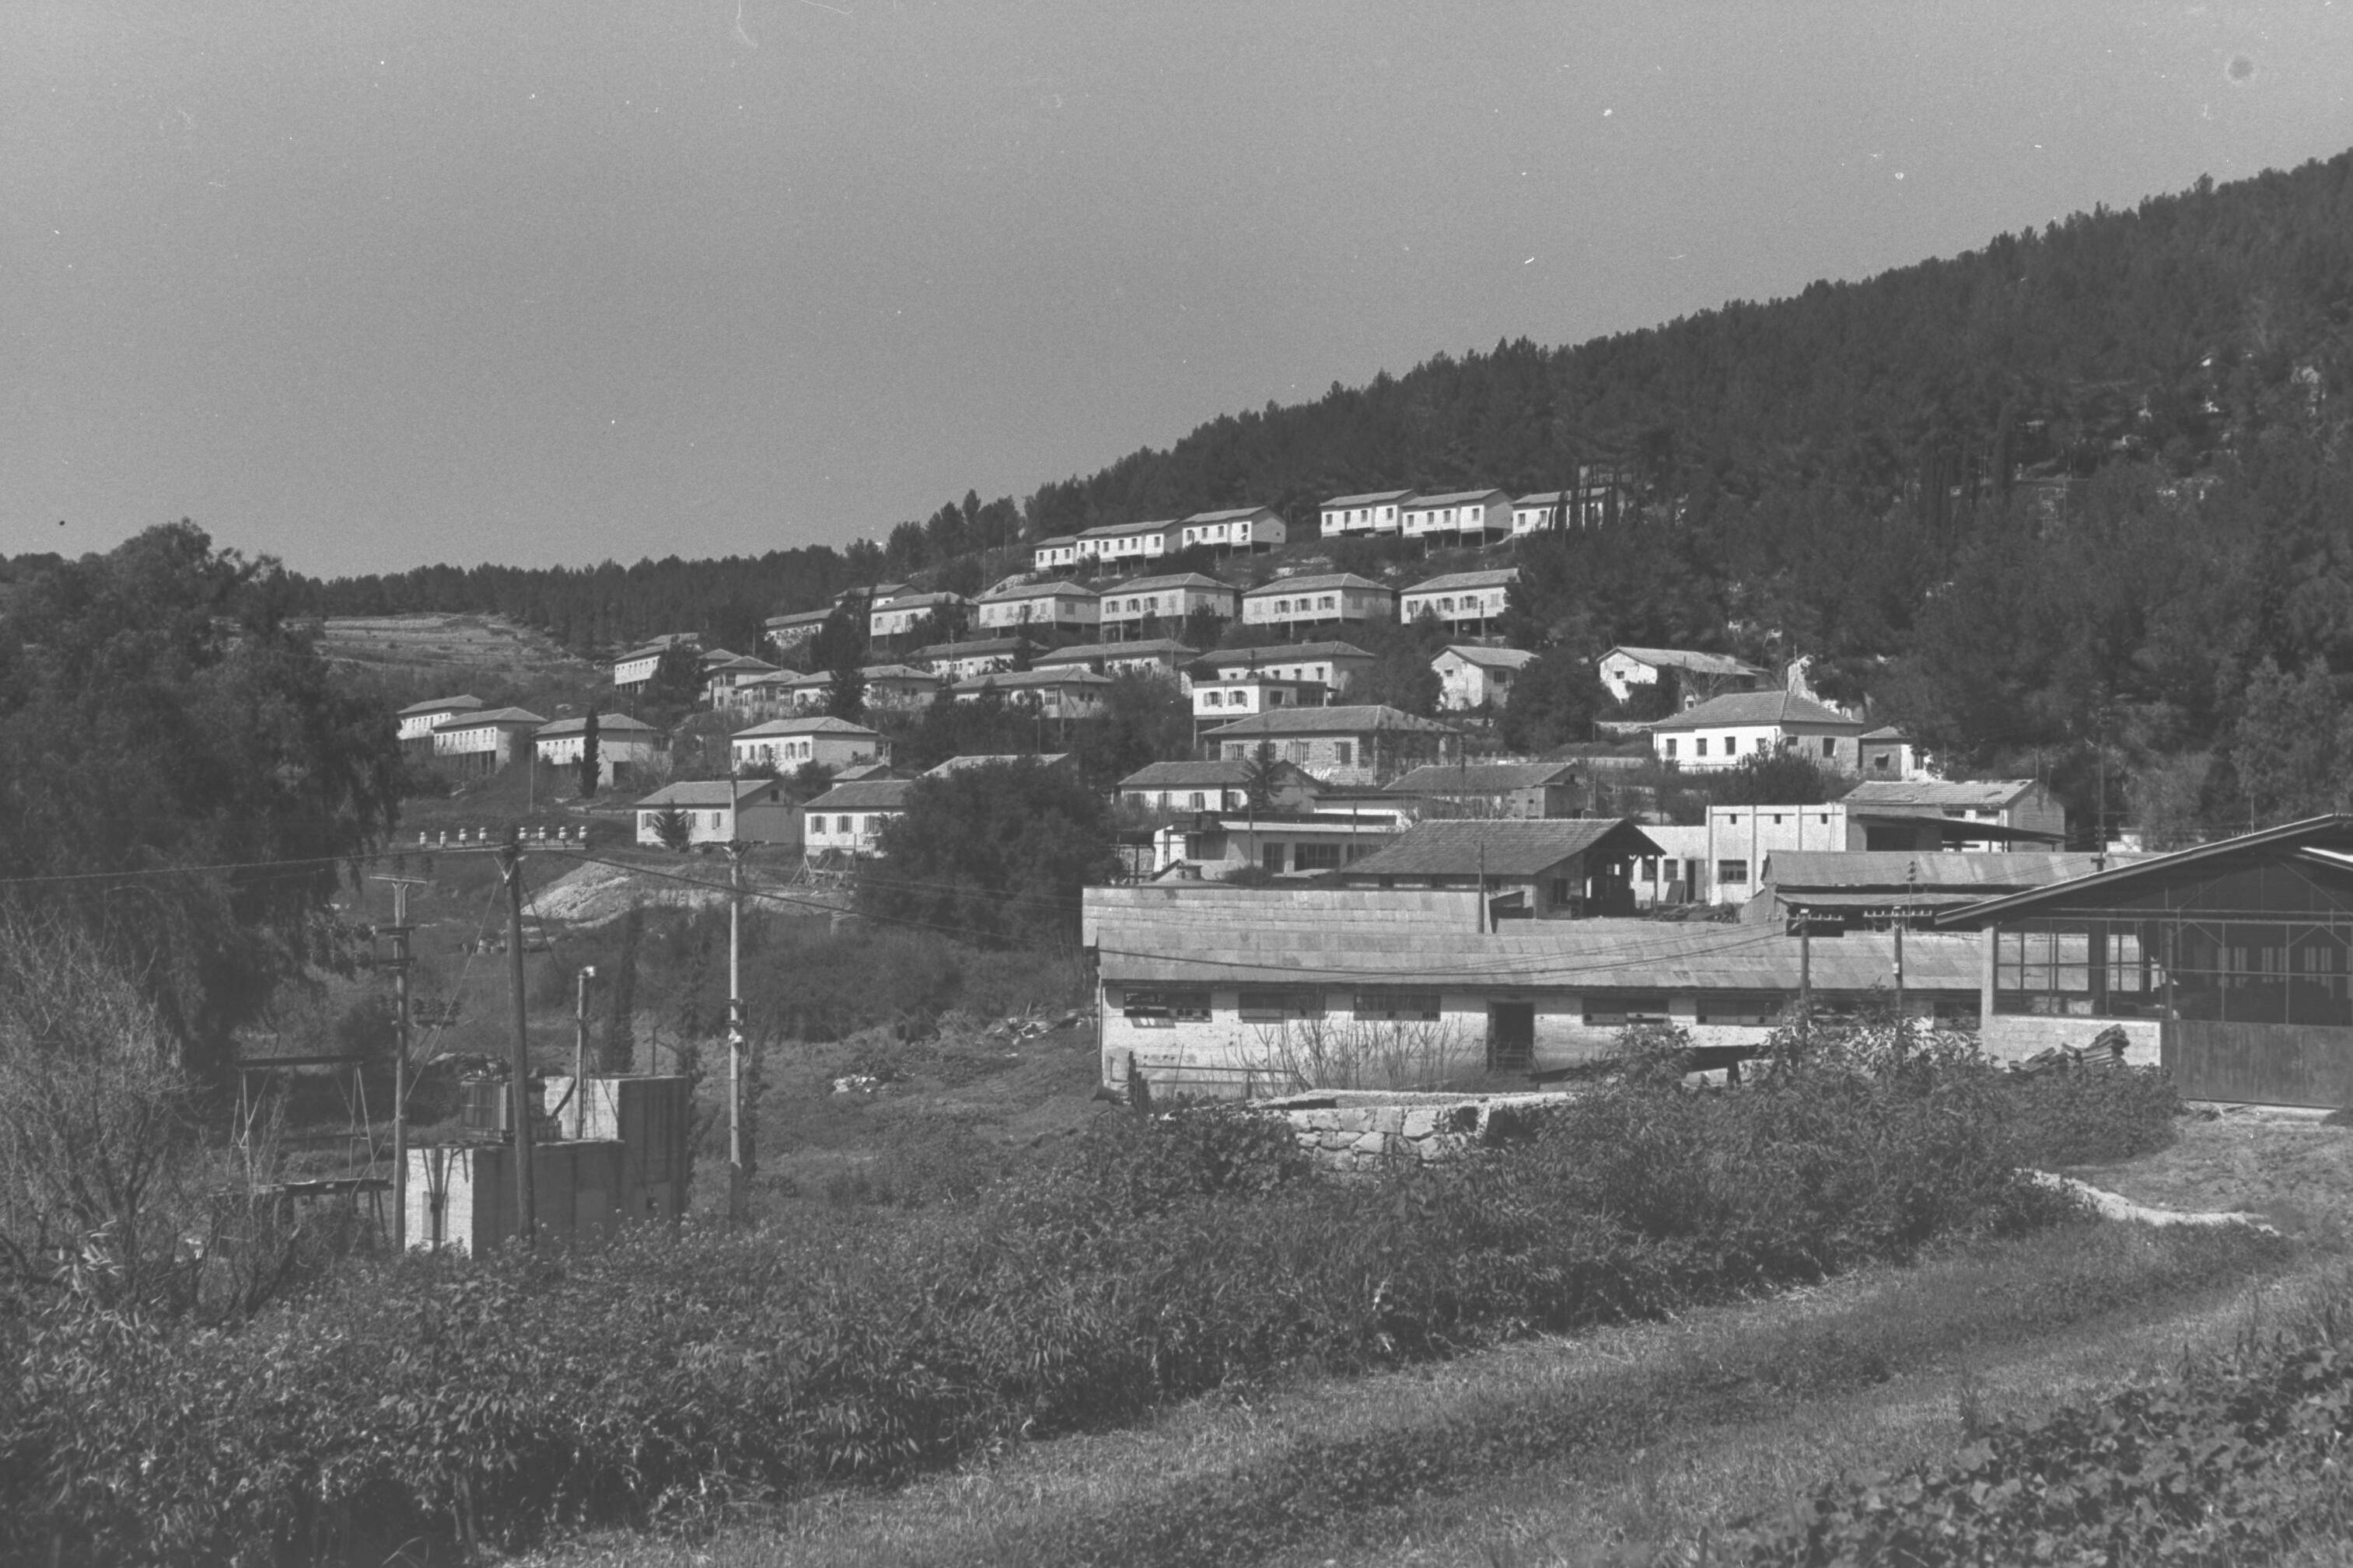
<box><xmin>181</xmin><ymin>152</ymin><xmax>2353</xmax><ymax>842</ymax></box>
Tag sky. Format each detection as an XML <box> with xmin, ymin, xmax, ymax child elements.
<box><xmin>7</xmin><ymin>2</ymin><xmax>2352</xmax><ymax>579</ymax></box>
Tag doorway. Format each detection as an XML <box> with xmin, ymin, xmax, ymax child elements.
<box><xmin>1488</xmin><ymin>1002</ymin><xmax>1534</xmax><ymax>1072</ymax></box>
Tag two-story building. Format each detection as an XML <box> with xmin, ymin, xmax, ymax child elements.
<box><xmin>909</xmin><ymin>637</ymin><xmax>1030</xmax><ymax>682</ymax></box>
<box><xmin>952</xmin><ymin>667</ymin><xmax>1114</xmax><ymax>719</ymax></box>
<box><xmin>431</xmin><ymin>707</ymin><xmax>546</xmax><ymax>775</ymax></box>
<box><xmin>1400</xmin><ymin>567</ymin><xmax>1518</xmax><ymax>635</ymax></box>
<box><xmin>611</xmin><ymin>634</ymin><xmax>699</xmax><ymax>695</ymax></box>
<box><xmin>1203</xmin><ymin>705</ymin><xmax>1460</xmax><ymax>786</ymax></box>
<box><xmin>1117</xmin><ymin>758</ymin><xmax>1320</xmax><ymax>814</ymax></box>
<box><xmin>397</xmin><ymin>694</ymin><xmax>483</xmax><ymax>751</ymax></box>
<box><xmin>1841</xmin><ymin>779</ymin><xmax>2068</xmax><ymax>847</ymax></box>
<box><xmin>1239</xmin><ymin>574</ymin><xmax>1396</xmax><ymax>637</ymax></box>
<box><xmin>1648</xmin><ymin>691</ymin><xmax>1868</xmax><ymax>771</ymax></box>
<box><xmin>802</xmin><ymin>778</ymin><xmax>915</xmax><ymax>860</ymax></box>
<box><xmin>1179</xmin><ymin>506</ymin><xmax>1288</xmax><ymax>555</ymax></box>
<box><xmin>973</xmin><ymin>579</ymin><xmax>1099</xmax><ymax>637</ymax></box>
<box><xmin>1432</xmin><ymin>644</ymin><xmax>1537</xmax><ymax>711</ymax></box>
<box><xmin>1033</xmin><ymin>639</ymin><xmax>1201</xmax><ymax>686</ymax></box>
<box><xmin>1857</xmin><ymin>726</ymin><xmax>1935</xmax><ymax>782</ymax></box>
<box><xmin>1031</xmin><ymin>536</ymin><xmax>1082</xmax><ymax>573</ymax></box>
<box><xmin>1076</xmin><ymin>519</ymin><xmax>1179</xmax><ymax>571</ymax></box>
<box><xmin>1596</xmin><ymin>646</ymin><xmax>1768</xmax><ymax>707</ymax></box>
<box><xmin>1319</xmin><ymin>489</ymin><xmax>1414</xmax><ymax>537</ymax></box>
<box><xmin>869</xmin><ymin>592</ymin><xmax>970</xmax><ymax>650</ymax></box>
<box><xmin>763</xmin><ymin>607</ymin><xmax>834</xmax><ymax>663</ymax></box>
<box><xmin>1098</xmin><ymin>573</ymin><xmax>1239</xmax><ymax>641</ymax></box>
<box><xmin>1197</xmin><ymin>641</ymin><xmax>1377</xmax><ymax>697</ymax></box>
<box><xmin>532</xmin><ymin>713</ymin><xmax>669</xmax><ymax>786</ymax></box>
<box><xmin>729</xmin><ymin>715</ymin><xmax>892</xmax><ymax>773</ymax></box>
<box><xmin>702</xmin><ymin>654</ymin><xmax>780</xmax><ymax>709</ymax></box>
<box><xmin>1400</xmin><ymin>489</ymin><xmax>1512</xmax><ymax>547</ymax></box>
<box><xmin>634</xmin><ymin>778</ymin><xmax>800</xmax><ymax>848</ymax></box>
<box><xmin>1193</xmin><ymin>674</ymin><xmax>1325</xmax><ymax>725</ymax></box>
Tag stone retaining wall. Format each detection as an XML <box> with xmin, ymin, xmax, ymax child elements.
<box><xmin>1250</xmin><ymin>1089</ymin><xmax>1577</xmax><ymax>1172</ymax></box>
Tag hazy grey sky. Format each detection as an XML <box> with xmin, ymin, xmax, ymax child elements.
<box><xmin>9</xmin><ymin>2</ymin><xmax>2351</xmax><ymax>578</ymax></box>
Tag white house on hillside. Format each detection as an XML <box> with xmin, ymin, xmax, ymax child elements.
<box><xmin>1098</xmin><ymin>573</ymin><xmax>1239</xmax><ymax>641</ymax></box>
<box><xmin>1319</xmin><ymin>490</ymin><xmax>1414</xmax><ymax>537</ymax></box>
<box><xmin>952</xmin><ymin>668</ymin><xmax>1114</xmax><ymax>719</ymax></box>
<box><xmin>802</xmin><ymin>779</ymin><xmax>914</xmax><ymax>859</ymax></box>
<box><xmin>611</xmin><ymin>634</ymin><xmax>698</xmax><ymax>694</ymax></box>
<box><xmin>1432</xmin><ymin>644</ymin><xmax>1536</xmax><ymax>711</ymax></box>
<box><xmin>1401</xmin><ymin>567</ymin><xmax>1518</xmax><ymax>635</ymax></box>
<box><xmin>533</xmin><ymin>713</ymin><xmax>669</xmax><ymax>786</ymax></box>
<box><xmin>431</xmin><ymin>707</ymin><xmax>546</xmax><ymax>775</ymax></box>
<box><xmin>1031</xmin><ymin>535</ymin><xmax>1082</xmax><ymax>572</ymax></box>
<box><xmin>1647</xmin><ymin>691</ymin><xmax>1868</xmax><ymax>771</ymax></box>
<box><xmin>397</xmin><ymin>694</ymin><xmax>482</xmax><ymax>747</ymax></box>
<box><xmin>974</xmin><ymin>580</ymin><xmax>1099</xmax><ymax>636</ymax></box>
<box><xmin>1178</xmin><ymin>506</ymin><xmax>1287</xmax><ymax>554</ymax></box>
<box><xmin>1239</xmin><ymin>574</ymin><xmax>1396</xmax><ymax>636</ymax></box>
<box><xmin>729</xmin><ymin>715</ymin><xmax>892</xmax><ymax>772</ymax></box>
<box><xmin>1075</xmin><ymin>519</ymin><xmax>1179</xmax><ymax>570</ymax></box>
<box><xmin>1596</xmin><ymin>646</ymin><xmax>1767</xmax><ymax>707</ymax></box>
<box><xmin>869</xmin><ymin>592</ymin><xmax>970</xmax><ymax>647</ymax></box>
<box><xmin>634</xmin><ymin>778</ymin><xmax>799</xmax><ymax>847</ymax></box>
<box><xmin>1193</xmin><ymin>673</ymin><xmax>1324</xmax><ymax>724</ymax></box>
<box><xmin>1033</xmin><ymin>639</ymin><xmax>1201</xmax><ymax>686</ymax></box>
<box><xmin>1197</xmin><ymin>641</ymin><xmax>1376</xmax><ymax>697</ymax></box>
<box><xmin>1400</xmin><ymin>489</ymin><xmax>1511</xmax><ymax>547</ymax></box>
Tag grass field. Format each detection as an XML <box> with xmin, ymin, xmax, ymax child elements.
<box><xmin>518</xmin><ymin>1116</ymin><xmax>2351</xmax><ymax>1568</ymax></box>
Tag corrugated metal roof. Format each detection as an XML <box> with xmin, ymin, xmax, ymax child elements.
<box><xmin>1936</xmin><ymin>815</ymin><xmax>2353</xmax><ymax>928</ymax></box>
<box><xmin>925</xmin><ymin>753</ymin><xmax>1069</xmax><ymax>775</ymax></box>
<box><xmin>764</xmin><ymin>608</ymin><xmax>834</xmax><ymax>628</ymax></box>
<box><xmin>911</xmin><ymin>637</ymin><xmax>1029</xmax><ymax>659</ymax></box>
<box><xmin>1183</xmin><ymin>506</ymin><xmax>1278</xmax><ymax>524</ymax></box>
<box><xmin>954</xmin><ymin>669</ymin><xmax>1114</xmax><ymax>691</ymax></box>
<box><xmin>1077</xmin><ymin>519</ymin><xmax>1179</xmax><ymax>540</ymax></box>
<box><xmin>1387</xmin><ymin>763</ymin><xmax>1578</xmax><ymax>794</ymax></box>
<box><xmin>1344</xmin><ymin>819</ymin><xmax>1659</xmax><ymax>877</ymax></box>
<box><xmin>1650</xmin><ymin>690</ymin><xmax>1862</xmax><ymax>731</ymax></box>
<box><xmin>1405</xmin><ymin>567</ymin><xmax>1521</xmax><ymax>594</ymax></box>
<box><xmin>1204</xmin><ymin>704</ymin><xmax>1460</xmax><ymax>738</ymax></box>
<box><xmin>1089</xmin><ymin>913</ymin><xmax>1979</xmax><ymax>992</ymax></box>
<box><xmin>1323</xmin><ymin>490</ymin><xmax>1417</xmax><ymax>508</ymax></box>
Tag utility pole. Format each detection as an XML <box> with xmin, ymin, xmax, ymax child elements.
<box><xmin>1798</xmin><ymin>913</ymin><xmax>1813</xmax><ymax>1049</ymax></box>
<box><xmin>572</xmin><ymin>966</ymin><xmax>598</xmax><ymax>1140</ymax></box>
<box><xmin>502</xmin><ymin>835</ymin><xmax>536</xmax><ymax>1246</ymax></box>
<box><xmin>369</xmin><ymin>875</ymin><xmax>428</xmax><ymax>1254</ymax></box>
<box><xmin>1477</xmin><ymin>839</ymin><xmax>1488</xmax><ymax>934</ymax></box>
<box><xmin>727</xmin><ymin>841</ymin><xmax>749</xmax><ymax>1225</ymax></box>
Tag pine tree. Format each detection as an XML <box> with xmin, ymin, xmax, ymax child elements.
<box><xmin>577</xmin><ymin>709</ymin><xmax>601</xmax><ymax>798</ymax></box>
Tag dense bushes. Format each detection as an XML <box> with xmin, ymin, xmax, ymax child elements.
<box><xmin>2</xmin><ymin>1057</ymin><xmax>2074</xmax><ymax>1564</ymax></box>
<box><xmin>1731</xmin><ymin>1294</ymin><xmax>2353</xmax><ymax>1564</ymax></box>
<box><xmin>2002</xmin><ymin>1063</ymin><xmax>2184</xmax><ymax>1167</ymax></box>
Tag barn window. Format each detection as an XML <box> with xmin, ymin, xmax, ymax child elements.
<box><xmin>1238</xmin><ymin>987</ymin><xmax>1323</xmax><ymax>1021</ymax></box>
<box><xmin>1584</xmin><ymin>996</ymin><xmax>1672</xmax><ymax>1026</ymax></box>
<box><xmin>1121</xmin><ymin>988</ymin><xmax>1210</xmax><ymax>1024</ymax></box>
<box><xmin>1355</xmin><ymin>989</ymin><xmax>1441</xmax><ymax>1021</ymax></box>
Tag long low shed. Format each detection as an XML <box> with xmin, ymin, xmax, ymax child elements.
<box><xmin>1084</xmin><ymin>886</ymin><xmax>1977</xmax><ymax>1096</ymax></box>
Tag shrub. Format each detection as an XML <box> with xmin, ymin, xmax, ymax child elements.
<box><xmin>2001</xmin><ymin>1063</ymin><xmax>2183</xmax><ymax>1166</ymax></box>
<box><xmin>0</xmin><ymin>1047</ymin><xmax>2074</xmax><ymax>1564</ymax></box>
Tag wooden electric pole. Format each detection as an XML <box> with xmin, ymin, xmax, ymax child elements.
<box><xmin>727</xmin><ymin>842</ymin><xmax>748</xmax><ymax>1225</ymax></box>
<box><xmin>502</xmin><ymin>836</ymin><xmax>536</xmax><ymax>1246</ymax></box>
<box><xmin>369</xmin><ymin>875</ymin><xmax>428</xmax><ymax>1254</ymax></box>
<box><xmin>572</xmin><ymin>966</ymin><xmax>598</xmax><ymax>1139</ymax></box>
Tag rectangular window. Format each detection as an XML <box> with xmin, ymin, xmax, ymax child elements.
<box><xmin>1822</xmin><ymin>738</ymin><xmax>1837</xmax><ymax>757</ymax></box>
<box><xmin>1695</xmin><ymin>738</ymin><xmax>1708</xmax><ymax>758</ymax></box>
<box><xmin>1696</xmin><ymin>994</ymin><xmax>1780</xmax><ymax>1025</ymax></box>
<box><xmin>1665</xmin><ymin>738</ymin><xmax>1678</xmax><ymax>759</ymax></box>
<box><xmin>1333</xmin><ymin>742</ymin><xmax>1354</xmax><ymax>766</ymax></box>
<box><xmin>1584</xmin><ymin>995</ymin><xmax>1672</xmax><ymax>1026</ymax></box>
<box><xmin>1293</xmin><ymin>842</ymin><xmax>1342</xmax><ymax>871</ymax></box>
<box><xmin>1717</xmin><ymin>859</ymin><xmax>1750</xmax><ymax>885</ymax></box>
<box><xmin>1238</xmin><ymin>987</ymin><xmax>1323</xmax><ymax>1021</ymax></box>
<box><xmin>1188</xmin><ymin>791</ymin><xmax>1205</xmax><ymax>809</ymax></box>
<box><xmin>1641</xmin><ymin>857</ymin><xmax>1659</xmax><ymax>881</ymax></box>
<box><xmin>1355</xmin><ymin>988</ymin><xmax>1441</xmax><ymax>1021</ymax></box>
<box><xmin>1551</xmin><ymin>877</ymin><xmax>1572</xmax><ymax>907</ymax></box>
<box><xmin>1121</xmin><ymin>987</ymin><xmax>1210</xmax><ymax>1024</ymax></box>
